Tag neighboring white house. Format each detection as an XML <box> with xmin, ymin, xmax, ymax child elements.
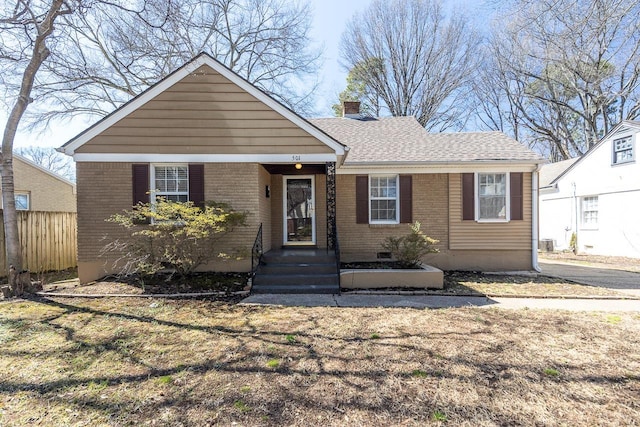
<box><xmin>539</xmin><ymin>120</ymin><xmax>640</xmax><ymax>258</ymax></box>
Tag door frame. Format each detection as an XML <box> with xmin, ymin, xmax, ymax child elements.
<box><xmin>282</xmin><ymin>175</ymin><xmax>316</xmax><ymax>245</ymax></box>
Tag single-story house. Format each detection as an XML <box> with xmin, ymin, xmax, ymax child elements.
<box><xmin>539</xmin><ymin>121</ymin><xmax>640</xmax><ymax>258</ymax></box>
<box><xmin>58</xmin><ymin>53</ymin><xmax>545</xmax><ymax>288</ymax></box>
<box><xmin>1</xmin><ymin>154</ymin><xmax>76</xmax><ymax>212</ymax></box>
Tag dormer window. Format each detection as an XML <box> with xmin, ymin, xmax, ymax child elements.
<box><xmin>613</xmin><ymin>136</ymin><xmax>634</xmax><ymax>164</ymax></box>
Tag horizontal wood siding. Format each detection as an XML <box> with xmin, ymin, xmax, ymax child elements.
<box><xmin>78</xmin><ymin>65</ymin><xmax>333</xmax><ymax>155</ymax></box>
<box><xmin>449</xmin><ymin>173</ymin><xmax>532</xmax><ymax>250</ymax></box>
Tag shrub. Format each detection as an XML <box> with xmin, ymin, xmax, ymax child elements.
<box><xmin>103</xmin><ymin>199</ymin><xmax>248</xmax><ymax>277</ymax></box>
<box><xmin>381</xmin><ymin>221</ymin><xmax>439</xmax><ymax>268</ymax></box>
<box><xmin>569</xmin><ymin>232</ymin><xmax>577</xmax><ymax>254</ymax></box>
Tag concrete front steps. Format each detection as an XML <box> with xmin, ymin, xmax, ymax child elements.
<box><xmin>251</xmin><ymin>248</ymin><xmax>340</xmax><ymax>294</ymax></box>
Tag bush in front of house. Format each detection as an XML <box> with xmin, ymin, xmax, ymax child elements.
<box><xmin>103</xmin><ymin>199</ymin><xmax>248</xmax><ymax>277</ymax></box>
<box><xmin>381</xmin><ymin>221</ymin><xmax>439</xmax><ymax>268</ymax></box>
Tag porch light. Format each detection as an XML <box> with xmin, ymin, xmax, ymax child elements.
<box><xmin>295</xmin><ymin>163</ymin><xmax>302</xmax><ymax>170</ymax></box>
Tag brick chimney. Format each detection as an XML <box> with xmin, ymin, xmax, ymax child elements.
<box><xmin>342</xmin><ymin>101</ymin><xmax>361</xmax><ymax>118</ymax></box>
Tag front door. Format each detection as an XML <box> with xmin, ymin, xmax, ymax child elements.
<box><xmin>283</xmin><ymin>176</ymin><xmax>316</xmax><ymax>245</ymax></box>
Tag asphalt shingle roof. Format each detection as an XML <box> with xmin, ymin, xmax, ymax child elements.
<box><xmin>310</xmin><ymin>116</ymin><xmax>545</xmax><ymax>164</ymax></box>
<box><xmin>539</xmin><ymin>158</ymin><xmax>579</xmax><ymax>187</ymax></box>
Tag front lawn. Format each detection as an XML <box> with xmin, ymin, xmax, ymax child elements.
<box><xmin>0</xmin><ymin>297</ymin><xmax>638</xmax><ymax>425</ymax></box>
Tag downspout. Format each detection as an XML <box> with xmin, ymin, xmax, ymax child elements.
<box><xmin>532</xmin><ymin>165</ymin><xmax>542</xmax><ymax>272</ymax></box>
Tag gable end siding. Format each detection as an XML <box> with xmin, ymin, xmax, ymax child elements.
<box><xmin>77</xmin><ymin>65</ymin><xmax>334</xmax><ymax>156</ymax></box>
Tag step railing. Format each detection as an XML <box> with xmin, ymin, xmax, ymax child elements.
<box><xmin>334</xmin><ymin>227</ymin><xmax>341</xmax><ymax>281</ymax></box>
<box><xmin>250</xmin><ymin>223</ymin><xmax>263</xmax><ymax>282</ymax></box>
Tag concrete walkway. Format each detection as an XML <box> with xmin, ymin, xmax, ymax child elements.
<box><xmin>241</xmin><ymin>293</ymin><xmax>640</xmax><ymax>311</ymax></box>
<box><xmin>242</xmin><ymin>259</ymin><xmax>640</xmax><ymax>311</ymax></box>
<box><xmin>539</xmin><ymin>260</ymin><xmax>640</xmax><ymax>297</ymax></box>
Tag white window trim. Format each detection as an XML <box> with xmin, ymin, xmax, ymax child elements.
<box><xmin>149</xmin><ymin>163</ymin><xmax>189</xmax><ymax>204</ymax></box>
<box><xmin>369</xmin><ymin>175</ymin><xmax>400</xmax><ymax>224</ymax></box>
<box><xmin>475</xmin><ymin>172</ymin><xmax>510</xmax><ymax>223</ymax></box>
<box><xmin>612</xmin><ymin>135</ymin><xmax>635</xmax><ymax>165</ymax></box>
<box><xmin>15</xmin><ymin>192</ymin><xmax>30</xmax><ymax>211</ymax></box>
<box><xmin>580</xmin><ymin>195</ymin><xmax>599</xmax><ymax>230</ymax></box>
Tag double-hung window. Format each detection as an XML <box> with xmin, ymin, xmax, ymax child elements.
<box><xmin>477</xmin><ymin>173</ymin><xmax>509</xmax><ymax>221</ymax></box>
<box><xmin>152</xmin><ymin>165</ymin><xmax>189</xmax><ymax>202</ymax></box>
<box><xmin>369</xmin><ymin>175</ymin><xmax>398</xmax><ymax>223</ymax></box>
<box><xmin>613</xmin><ymin>136</ymin><xmax>634</xmax><ymax>164</ymax></box>
<box><xmin>581</xmin><ymin>196</ymin><xmax>598</xmax><ymax>228</ymax></box>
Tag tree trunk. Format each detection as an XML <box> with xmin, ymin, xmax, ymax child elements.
<box><xmin>1</xmin><ymin>156</ymin><xmax>22</xmax><ymax>289</ymax></box>
<box><xmin>1</xmin><ymin>0</ymin><xmax>66</xmax><ymax>296</ymax></box>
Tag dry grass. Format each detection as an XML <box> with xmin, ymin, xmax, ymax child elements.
<box><xmin>443</xmin><ymin>272</ymin><xmax>630</xmax><ymax>298</ymax></box>
<box><xmin>0</xmin><ymin>297</ymin><xmax>638</xmax><ymax>426</ymax></box>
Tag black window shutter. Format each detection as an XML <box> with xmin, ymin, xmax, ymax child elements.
<box><xmin>462</xmin><ymin>173</ymin><xmax>475</xmax><ymax>220</ymax></box>
<box><xmin>188</xmin><ymin>164</ymin><xmax>205</xmax><ymax>209</ymax></box>
<box><xmin>399</xmin><ymin>175</ymin><xmax>412</xmax><ymax>223</ymax></box>
<box><xmin>132</xmin><ymin>164</ymin><xmax>150</xmax><ymax>206</ymax></box>
<box><xmin>355</xmin><ymin>175</ymin><xmax>369</xmax><ymax>224</ymax></box>
<box><xmin>510</xmin><ymin>172</ymin><xmax>523</xmax><ymax>220</ymax></box>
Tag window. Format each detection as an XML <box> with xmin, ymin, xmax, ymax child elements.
<box><xmin>613</xmin><ymin>136</ymin><xmax>634</xmax><ymax>164</ymax></box>
<box><xmin>355</xmin><ymin>175</ymin><xmax>412</xmax><ymax>224</ymax></box>
<box><xmin>476</xmin><ymin>173</ymin><xmax>509</xmax><ymax>221</ymax></box>
<box><xmin>15</xmin><ymin>193</ymin><xmax>29</xmax><ymax>210</ymax></box>
<box><xmin>581</xmin><ymin>196</ymin><xmax>598</xmax><ymax>227</ymax></box>
<box><xmin>369</xmin><ymin>175</ymin><xmax>398</xmax><ymax>223</ymax></box>
<box><xmin>151</xmin><ymin>165</ymin><xmax>188</xmax><ymax>202</ymax></box>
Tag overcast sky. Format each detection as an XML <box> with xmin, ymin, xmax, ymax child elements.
<box><xmin>6</xmin><ymin>0</ymin><xmax>492</xmax><ymax>149</ymax></box>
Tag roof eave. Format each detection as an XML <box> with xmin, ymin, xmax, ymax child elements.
<box><xmin>548</xmin><ymin>120</ymin><xmax>640</xmax><ymax>186</ymax></box>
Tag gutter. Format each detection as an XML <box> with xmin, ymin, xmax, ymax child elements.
<box><xmin>339</xmin><ymin>146</ymin><xmax>350</xmax><ymax>167</ymax></box>
<box><xmin>532</xmin><ymin>165</ymin><xmax>542</xmax><ymax>272</ymax></box>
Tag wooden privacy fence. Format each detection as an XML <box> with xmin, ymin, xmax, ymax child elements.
<box><xmin>0</xmin><ymin>211</ymin><xmax>77</xmax><ymax>273</ymax></box>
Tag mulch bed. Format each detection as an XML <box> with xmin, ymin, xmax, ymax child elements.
<box><xmin>341</xmin><ymin>261</ymin><xmax>422</xmax><ymax>269</ymax></box>
<box><xmin>40</xmin><ymin>272</ymin><xmax>249</xmax><ymax>302</ymax></box>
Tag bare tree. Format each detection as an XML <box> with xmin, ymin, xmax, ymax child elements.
<box><xmin>480</xmin><ymin>0</ymin><xmax>640</xmax><ymax>160</ymax></box>
<box><xmin>25</xmin><ymin>0</ymin><xmax>321</xmax><ymax>127</ymax></box>
<box><xmin>339</xmin><ymin>0</ymin><xmax>480</xmax><ymax>130</ymax></box>
<box><xmin>1</xmin><ymin>0</ymin><xmax>73</xmax><ymax>295</ymax></box>
<box><xmin>16</xmin><ymin>146</ymin><xmax>75</xmax><ymax>181</ymax></box>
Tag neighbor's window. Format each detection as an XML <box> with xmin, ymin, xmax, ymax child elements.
<box><xmin>477</xmin><ymin>173</ymin><xmax>509</xmax><ymax>221</ymax></box>
<box><xmin>152</xmin><ymin>165</ymin><xmax>188</xmax><ymax>202</ymax></box>
<box><xmin>581</xmin><ymin>196</ymin><xmax>598</xmax><ymax>227</ymax></box>
<box><xmin>613</xmin><ymin>136</ymin><xmax>633</xmax><ymax>164</ymax></box>
<box><xmin>15</xmin><ymin>193</ymin><xmax>29</xmax><ymax>211</ymax></box>
<box><xmin>369</xmin><ymin>175</ymin><xmax>398</xmax><ymax>223</ymax></box>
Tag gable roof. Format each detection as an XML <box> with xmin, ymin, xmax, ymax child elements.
<box><xmin>547</xmin><ymin>120</ymin><xmax>640</xmax><ymax>186</ymax></box>
<box><xmin>539</xmin><ymin>158</ymin><xmax>578</xmax><ymax>188</ymax></box>
<box><xmin>58</xmin><ymin>52</ymin><xmax>345</xmax><ymax>156</ymax></box>
<box><xmin>310</xmin><ymin>116</ymin><xmax>545</xmax><ymax>165</ymax></box>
